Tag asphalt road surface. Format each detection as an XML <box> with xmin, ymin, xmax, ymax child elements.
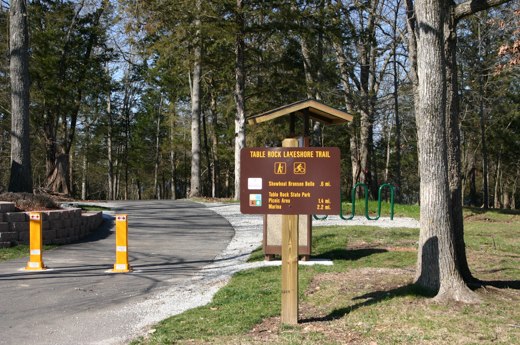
<box><xmin>0</xmin><ymin>200</ymin><xmax>234</xmax><ymax>345</ymax></box>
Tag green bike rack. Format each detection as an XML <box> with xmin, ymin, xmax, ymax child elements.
<box><xmin>313</xmin><ymin>183</ymin><xmax>395</xmax><ymax>221</ymax></box>
<box><xmin>367</xmin><ymin>183</ymin><xmax>395</xmax><ymax>220</ymax></box>
<box><xmin>340</xmin><ymin>182</ymin><xmax>368</xmax><ymax>220</ymax></box>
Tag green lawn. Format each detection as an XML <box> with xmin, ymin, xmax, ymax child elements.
<box><xmin>133</xmin><ymin>208</ymin><xmax>520</xmax><ymax>345</ymax></box>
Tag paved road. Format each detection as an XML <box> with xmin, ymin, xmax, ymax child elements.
<box><xmin>0</xmin><ymin>200</ymin><xmax>234</xmax><ymax>345</ymax></box>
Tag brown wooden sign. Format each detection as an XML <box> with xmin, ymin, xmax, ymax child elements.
<box><xmin>240</xmin><ymin>147</ymin><xmax>340</xmax><ymax>215</ymax></box>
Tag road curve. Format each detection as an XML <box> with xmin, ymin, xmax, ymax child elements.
<box><xmin>0</xmin><ymin>200</ymin><xmax>234</xmax><ymax>345</ymax></box>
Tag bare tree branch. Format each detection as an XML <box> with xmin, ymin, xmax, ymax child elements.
<box><xmin>454</xmin><ymin>0</ymin><xmax>511</xmax><ymax>21</ymax></box>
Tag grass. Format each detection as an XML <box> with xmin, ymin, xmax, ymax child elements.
<box><xmin>313</xmin><ymin>199</ymin><xmax>420</xmax><ymax>220</ymax></box>
<box><xmin>132</xmin><ymin>207</ymin><xmax>520</xmax><ymax>345</ymax></box>
<box><xmin>77</xmin><ymin>205</ymin><xmax>111</xmax><ymax>211</ymax></box>
<box><xmin>0</xmin><ymin>244</ymin><xmax>56</xmax><ymax>262</ymax></box>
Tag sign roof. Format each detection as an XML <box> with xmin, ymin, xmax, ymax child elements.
<box><xmin>247</xmin><ymin>99</ymin><xmax>353</xmax><ymax>126</ymax></box>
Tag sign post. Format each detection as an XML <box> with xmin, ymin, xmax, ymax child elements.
<box><xmin>240</xmin><ymin>143</ymin><xmax>340</xmax><ymax>325</ymax></box>
<box><xmin>280</xmin><ymin>138</ymin><xmax>299</xmax><ymax>324</ymax></box>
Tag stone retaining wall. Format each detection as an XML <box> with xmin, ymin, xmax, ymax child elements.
<box><xmin>0</xmin><ymin>202</ymin><xmax>103</xmax><ymax>248</ymax></box>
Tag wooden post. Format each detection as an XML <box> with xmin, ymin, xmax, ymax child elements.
<box><xmin>281</xmin><ymin>138</ymin><xmax>299</xmax><ymax>324</ymax></box>
<box><xmin>281</xmin><ymin>213</ymin><xmax>299</xmax><ymax>324</ymax></box>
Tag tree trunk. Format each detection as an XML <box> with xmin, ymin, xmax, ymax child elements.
<box><xmin>478</xmin><ymin>22</ymin><xmax>490</xmax><ymax>209</ymax></box>
<box><xmin>107</xmin><ymin>76</ymin><xmax>114</xmax><ymax>200</ymax></box>
<box><xmin>444</xmin><ymin>4</ymin><xmax>475</xmax><ymax>283</ymax></box>
<box><xmin>469</xmin><ymin>153</ymin><xmax>477</xmax><ymax>206</ymax></box>
<box><xmin>209</xmin><ymin>91</ymin><xmax>219</xmax><ymax>198</ymax></box>
<box><xmin>392</xmin><ymin>2</ymin><xmax>402</xmax><ymax>201</ymax></box>
<box><xmin>494</xmin><ymin>155</ymin><xmax>502</xmax><ymax>208</ymax></box>
<box><xmin>124</xmin><ymin>102</ymin><xmax>130</xmax><ymax>200</ymax></box>
<box><xmin>233</xmin><ymin>0</ymin><xmax>246</xmax><ymax>200</ymax></box>
<box><xmin>46</xmin><ymin>153</ymin><xmax>71</xmax><ymax>195</ymax></box>
<box><xmin>81</xmin><ymin>150</ymin><xmax>88</xmax><ymax>200</ymax></box>
<box><xmin>503</xmin><ymin>189</ymin><xmax>510</xmax><ymax>209</ymax></box>
<box><xmin>170</xmin><ymin>110</ymin><xmax>177</xmax><ymax>200</ymax></box>
<box><xmin>189</xmin><ymin>0</ymin><xmax>202</xmax><ymax>198</ymax></box>
<box><xmin>81</xmin><ymin>121</ymin><xmax>90</xmax><ymax>200</ymax></box>
<box><xmin>414</xmin><ymin>0</ymin><xmax>477</xmax><ymax>303</ymax></box>
<box><xmin>154</xmin><ymin>94</ymin><xmax>163</xmax><ymax>200</ymax></box>
<box><xmin>359</xmin><ymin>108</ymin><xmax>371</xmax><ymax>191</ymax></box>
<box><xmin>511</xmin><ymin>170</ymin><xmax>518</xmax><ymax>209</ymax></box>
<box><xmin>8</xmin><ymin>0</ymin><xmax>33</xmax><ymax>193</ymax></box>
<box><xmin>384</xmin><ymin>112</ymin><xmax>393</xmax><ymax>182</ymax></box>
<box><xmin>202</xmin><ymin>109</ymin><xmax>211</xmax><ymax>196</ymax></box>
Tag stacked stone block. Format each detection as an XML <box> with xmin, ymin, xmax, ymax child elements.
<box><xmin>0</xmin><ymin>202</ymin><xmax>17</xmax><ymax>248</ymax></box>
<box><xmin>0</xmin><ymin>202</ymin><xmax>103</xmax><ymax>247</ymax></box>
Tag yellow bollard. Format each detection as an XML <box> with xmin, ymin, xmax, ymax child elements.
<box><xmin>25</xmin><ymin>212</ymin><xmax>46</xmax><ymax>271</ymax></box>
<box><xmin>111</xmin><ymin>214</ymin><xmax>132</xmax><ymax>273</ymax></box>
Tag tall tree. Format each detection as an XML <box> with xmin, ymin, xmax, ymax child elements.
<box><xmin>189</xmin><ymin>0</ymin><xmax>202</xmax><ymax>198</ymax></box>
<box><xmin>444</xmin><ymin>0</ymin><xmax>511</xmax><ymax>283</ymax></box>
<box><xmin>408</xmin><ymin>0</ymin><xmax>511</xmax><ymax>300</ymax></box>
<box><xmin>233</xmin><ymin>0</ymin><xmax>246</xmax><ymax>200</ymax></box>
<box><xmin>413</xmin><ymin>0</ymin><xmax>476</xmax><ymax>302</ymax></box>
<box><xmin>8</xmin><ymin>0</ymin><xmax>33</xmax><ymax>193</ymax></box>
<box><xmin>328</xmin><ymin>0</ymin><xmax>392</xmax><ymax>197</ymax></box>
<box><xmin>30</xmin><ymin>0</ymin><xmax>110</xmax><ymax>195</ymax></box>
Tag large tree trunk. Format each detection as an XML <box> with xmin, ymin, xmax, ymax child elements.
<box><xmin>8</xmin><ymin>0</ymin><xmax>33</xmax><ymax>193</ymax></box>
<box><xmin>46</xmin><ymin>153</ymin><xmax>71</xmax><ymax>195</ymax></box>
<box><xmin>414</xmin><ymin>0</ymin><xmax>477</xmax><ymax>303</ymax></box>
<box><xmin>189</xmin><ymin>0</ymin><xmax>202</xmax><ymax>198</ymax></box>
<box><xmin>444</xmin><ymin>4</ymin><xmax>475</xmax><ymax>283</ymax></box>
<box><xmin>233</xmin><ymin>0</ymin><xmax>246</xmax><ymax>200</ymax></box>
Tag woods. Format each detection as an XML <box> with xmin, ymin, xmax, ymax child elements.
<box><xmin>0</xmin><ymin>0</ymin><xmax>518</xmax><ymax>300</ymax></box>
<box><xmin>1</xmin><ymin>0</ymin><xmax>515</xmax><ymax>204</ymax></box>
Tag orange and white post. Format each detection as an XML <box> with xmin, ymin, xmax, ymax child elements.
<box><xmin>25</xmin><ymin>212</ymin><xmax>46</xmax><ymax>271</ymax></box>
<box><xmin>112</xmin><ymin>214</ymin><xmax>132</xmax><ymax>273</ymax></box>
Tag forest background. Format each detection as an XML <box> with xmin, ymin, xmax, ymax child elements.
<box><xmin>0</xmin><ymin>0</ymin><xmax>518</xmax><ymax>209</ymax></box>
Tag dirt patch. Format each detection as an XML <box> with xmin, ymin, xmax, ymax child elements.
<box><xmin>248</xmin><ymin>316</ymin><xmax>282</xmax><ymax>343</ymax></box>
<box><xmin>349</xmin><ymin>240</ymin><xmax>417</xmax><ymax>253</ymax></box>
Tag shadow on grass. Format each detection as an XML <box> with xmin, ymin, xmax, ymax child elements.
<box><xmin>465</xmin><ymin>207</ymin><xmax>520</xmax><ymax>216</ymax></box>
<box><xmin>315</xmin><ymin>248</ymin><xmax>388</xmax><ymax>261</ymax></box>
<box><xmin>476</xmin><ymin>280</ymin><xmax>520</xmax><ymax>290</ymax></box>
<box><xmin>300</xmin><ymin>284</ymin><xmax>434</xmax><ymax>323</ymax></box>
